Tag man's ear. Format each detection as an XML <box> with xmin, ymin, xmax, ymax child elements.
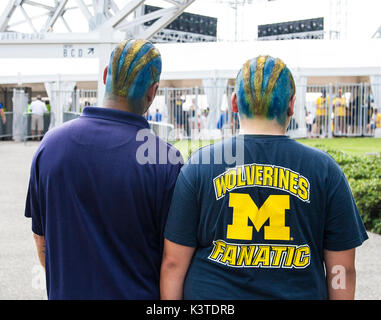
<box><xmin>231</xmin><ymin>92</ymin><xmax>238</xmax><ymax>113</ymax></box>
<box><xmin>103</xmin><ymin>66</ymin><xmax>108</xmax><ymax>85</ymax></box>
<box><xmin>146</xmin><ymin>82</ymin><xmax>159</xmax><ymax>107</ymax></box>
<box><xmin>287</xmin><ymin>95</ymin><xmax>296</xmax><ymax>117</ymax></box>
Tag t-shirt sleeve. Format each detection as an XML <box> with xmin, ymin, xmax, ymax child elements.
<box><xmin>324</xmin><ymin>162</ymin><xmax>368</xmax><ymax>251</ymax></box>
<box><xmin>164</xmin><ymin>164</ymin><xmax>199</xmax><ymax>248</ymax></box>
<box><xmin>25</xmin><ymin>152</ymin><xmax>44</xmax><ymax>236</ymax></box>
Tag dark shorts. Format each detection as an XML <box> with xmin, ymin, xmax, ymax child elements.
<box><xmin>317</xmin><ymin>115</ymin><xmax>328</xmax><ymax>125</ymax></box>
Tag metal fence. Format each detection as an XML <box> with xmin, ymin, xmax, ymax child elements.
<box><xmin>72</xmin><ymin>89</ymin><xmax>98</xmax><ymax>113</ymax></box>
<box><xmin>0</xmin><ymin>112</ymin><xmax>13</xmax><ymax>139</ymax></box>
<box><xmin>305</xmin><ymin>83</ymin><xmax>377</xmax><ymax>138</ymax></box>
<box><xmin>2</xmin><ymin>83</ymin><xmax>379</xmax><ymax>141</ymax></box>
<box><xmin>148</xmin><ymin>86</ymin><xmax>240</xmax><ymax>141</ymax></box>
<box><xmin>22</xmin><ymin>113</ymin><xmax>51</xmax><ymax>140</ymax></box>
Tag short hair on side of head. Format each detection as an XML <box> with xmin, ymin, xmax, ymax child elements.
<box><xmin>105</xmin><ymin>39</ymin><xmax>162</xmax><ymax>111</ymax></box>
<box><xmin>235</xmin><ymin>55</ymin><xmax>295</xmax><ymax>125</ymax></box>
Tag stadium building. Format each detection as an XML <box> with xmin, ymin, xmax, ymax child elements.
<box><xmin>0</xmin><ymin>0</ymin><xmax>380</xmax><ymax>141</ymax></box>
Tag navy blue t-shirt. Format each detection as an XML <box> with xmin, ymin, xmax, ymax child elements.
<box><xmin>25</xmin><ymin>107</ymin><xmax>183</xmax><ymax>299</ymax></box>
<box><xmin>165</xmin><ymin>135</ymin><xmax>368</xmax><ymax>300</ymax></box>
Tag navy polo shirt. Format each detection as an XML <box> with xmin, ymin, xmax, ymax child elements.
<box><xmin>25</xmin><ymin>107</ymin><xmax>183</xmax><ymax>300</ymax></box>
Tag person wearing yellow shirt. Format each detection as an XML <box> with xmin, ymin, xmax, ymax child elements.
<box><xmin>316</xmin><ymin>90</ymin><xmax>329</xmax><ymax>136</ymax></box>
<box><xmin>368</xmin><ymin>108</ymin><xmax>380</xmax><ymax>135</ymax></box>
<box><xmin>333</xmin><ymin>90</ymin><xmax>347</xmax><ymax>135</ymax></box>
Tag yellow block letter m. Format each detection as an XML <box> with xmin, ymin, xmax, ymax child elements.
<box><xmin>227</xmin><ymin>193</ymin><xmax>290</xmax><ymax>241</ymax></box>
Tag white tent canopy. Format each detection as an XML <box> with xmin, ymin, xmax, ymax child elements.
<box><xmin>1</xmin><ymin>39</ymin><xmax>381</xmax><ymax>84</ymax></box>
<box><xmin>1</xmin><ymin>39</ymin><xmax>381</xmax><ymax>136</ymax></box>
<box><xmin>157</xmin><ymin>39</ymin><xmax>381</xmax><ymax>79</ymax></box>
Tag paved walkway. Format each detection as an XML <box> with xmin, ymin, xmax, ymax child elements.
<box><xmin>0</xmin><ymin>141</ymin><xmax>380</xmax><ymax>300</ymax></box>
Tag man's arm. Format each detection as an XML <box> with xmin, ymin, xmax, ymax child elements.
<box><xmin>160</xmin><ymin>239</ymin><xmax>195</xmax><ymax>300</ymax></box>
<box><xmin>33</xmin><ymin>233</ymin><xmax>45</xmax><ymax>268</ymax></box>
<box><xmin>324</xmin><ymin>248</ymin><xmax>356</xmax><ymax>300</ymax></box>
<box><xmin>0</xmin><ymin>109</ymin><xmax>5</xmax><ymax>124</ymax></box>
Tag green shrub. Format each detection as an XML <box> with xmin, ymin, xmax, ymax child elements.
<box><xmin>316</xmin><ymin>145</ymin><xmax>381</xmax><ymax>234</ymax></box>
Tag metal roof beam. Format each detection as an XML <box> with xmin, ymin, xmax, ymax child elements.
<box><xmin>19</xmin><ymin>4</ymin><xmax>38</xmax><ymax>33</ymax></box>
<box><xmin>99</xmin><ymin>0</ymin><xmax>145</xmax><ymax>30</ymax></box>
<box><xmin>23</xmin><ymin>1</ymin><xmax>55</xmax><ymax>11</ymax></box>
<box><xmin>42</xmin><ymin>0</ymin><xmax>69</xmax><ymax>33</ymax></box>
<box><xmin>0</xmin><ymin>0</ymin><xmax>20</xmax><ymax>32</ymax></box>
<box><xmin>74</xmin><ymin>0</ymin><xmax>93</xmax><ymax>22</ymax></box>
<box><xmin>372</xmin><ymin>26</ymin><xmax>381</xmax><ymax>38</ymax></box>
<box><xmin>137</xmin><ymin>0</ymin><xmax>196</xmax><ymax>40</ymax></box>
<box><xmin>116</xmin><ymin>7</ymin><xmax>175</xmax><ymax>32</ymax></box>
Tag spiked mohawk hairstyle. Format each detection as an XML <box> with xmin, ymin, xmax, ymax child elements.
<box><xmin>105</xmin><ymin>39</ymin><xmax>162</xmax><ymax>112</ymax></box>
<box><xmin>235</xmin><ymin>55</ymin><xmax>295</xmax><ymax>125</ymax></box>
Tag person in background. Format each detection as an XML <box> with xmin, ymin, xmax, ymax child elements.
<box><xmin>145</xmin><ymin>110</ymin><xmax>153</xmax><ymax>121</ymax></box>
<box><xmin>306</xmin><ymin>111</ymin><xmax>314</xmax><ymax>138</ymax></box>
<box><xmin>0</xmin><ymin>101</ymin><xmax>6</xmax><ymax>125</ymax></box>
<box><xmin>29</xmin><ymin>95</ymin><xmax>47</xmax><ymax>141</ymax></box>
<box><xmin>161</xmin><ymin>55</ymin><xmax>368</xmax><ymax>300</ymax></box>
<box><xmin>174</xmin><ymin>97</ymin><xmax>184</xmax><ymax>139</ymax></box>
<box><xmin>154</xmin><ymin>108</ymin><xmax>162</xmax><ymax>122</ymax></box>
<box><xmin>217</xmin><ymin>111</ymin><xmax>228</xmax><ymax>131</ymax></box>
<box><xmin>45</xmin><ymin>100</ymin><xmax>51</xmax><ymax>113</ymax></box>
<box><xmin>316</xmin><ymin>89</ymin><xmax>329</xmax><ymax>137</ymax></box>
<box><xmin>333</xmin><ymin>89</ymin><xmax>347</xmax><ymax>135</ymax></box>
<box><xmin>25</xmin><ymin>39</ymin><xmax>183</xmax><ymax>300</ymax></box>
<box><xmin>368</xmin><ymin>108</ymin><xmax>378</xmax><ymax>135</ymax></box>
<box><xmin>232</xmin><ymin>110</ymin><xmax>240</xmax><ymax>134</ymax></box>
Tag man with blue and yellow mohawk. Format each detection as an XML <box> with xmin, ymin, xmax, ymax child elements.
<box><xmin>25</xmin><ymin>39</ymin><xmax>183</xmax><ymax>299</ymax></box>
<box><xmin>233</xmin><ymin>55</ymin><xmax>296</xmax><ymax>130</ymax></box>
<box><xmin>103</xmin><ymin>39</ymin><xmax>162</xmax><ymax>114</ymax></box>
<box><xmin>161</xmin><ymin>55</ymin><xmax>367</xmax><ymax>300</ymax></box>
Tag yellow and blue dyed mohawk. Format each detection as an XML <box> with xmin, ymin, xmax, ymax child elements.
<box><xmin>235</xmin><ymin>55</ymin><xmax>295</xmax><ymax>125</ymax></box>
<box><xmin>105</xmin><ymin>39</ymin><xmax>162</xmax><ymax>105</ymax></box>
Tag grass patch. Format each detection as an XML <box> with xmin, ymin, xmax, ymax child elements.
<box><xmin>173</xmin><ymin>137</ymin><xmax>381</xmax><ymax>161</ymax></box>
<box><xmin>296</xmin><ymin>137</ymin><xmax>381</xmax><ymax>156</ymax></box>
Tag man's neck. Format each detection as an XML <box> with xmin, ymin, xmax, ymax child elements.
<box><xmin>239</xmin><ymin>117</ymin><xmax>288</xmax><ymax>136</ymax></box>
<box><xmin>103</xmin><ymin>95</ymin><xmax>145</xmax><ymax>115</ymax></box>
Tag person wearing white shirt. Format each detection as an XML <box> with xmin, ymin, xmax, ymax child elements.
<box><xmin>30</xmin><ymin>95</ymin><xmax>47</xmax><ymax>140</ymax></box>
<box><xmin>305</xmin><ymin>111</ymin><xmax>314</xmax><ymax>138</ymax></box>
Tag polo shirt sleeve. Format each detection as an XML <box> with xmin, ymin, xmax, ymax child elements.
<box><xmin>323</xmin><ymin>162</ymin><xmax>368</xmax><ymax>251</ymax></box>
<box><xmin>164</xmin><ymin>163</ymin><xmax>199</xmax><ymax>248</ymax></box>
<box><xmin>25</xmin><ymin>152</ymin><xmax>44</xmax><ymax>236</ymax></box>
<box><xmin>157</xmin><ymin>160</ymin><xmax>183</xmax><ymax>240</ymax></box>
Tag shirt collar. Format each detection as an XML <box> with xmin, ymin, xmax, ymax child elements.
<box><xmin>81</xmin><ymin>106</ymin><xmax>149</xmax><ymax>129</ymax></box>
<box><xmin>238</xmin><ymin>134</ymin><xmax>290</xmax><ymax>141</ymax></box>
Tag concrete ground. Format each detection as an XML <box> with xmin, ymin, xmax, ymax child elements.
<box><xmin>0</xmin><ymin>141</ymin><xmax>380</xmax><ymax>300</ymax></box>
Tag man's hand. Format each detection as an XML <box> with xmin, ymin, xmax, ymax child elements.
<box><xmin>324</xmin><ymin>248</ymin><xmax>356</xmax><ymax>300</ymax></box>
<box><xmin>160</xmin><ymin>239</ymin><xmax>195</xmax><ymax>300</ymax></box>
